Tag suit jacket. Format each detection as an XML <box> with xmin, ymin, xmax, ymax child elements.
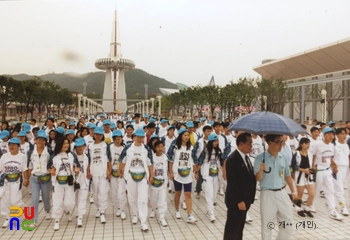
<box><xmin>225</xmin><ymin>149</ymin><xmax>256</xmax><ymax>208</ymax></box>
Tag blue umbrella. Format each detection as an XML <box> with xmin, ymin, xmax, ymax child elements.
<box><xmin>229</xmin><ymin>111</ymin><xmax>306</xmax><ymax>136</ymax></box>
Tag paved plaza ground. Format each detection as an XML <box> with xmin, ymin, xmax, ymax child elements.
<box><xmin>1</xmin><ymin>184</ymin><xmax>350</xmax><ymax>240</ymax></box>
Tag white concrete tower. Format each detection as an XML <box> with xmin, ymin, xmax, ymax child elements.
<box><xmin>95</xmin><ymin>10</ymin><xmax>135</xmax><ymax>112</ymax></box>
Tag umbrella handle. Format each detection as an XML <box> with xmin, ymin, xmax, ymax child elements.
<box><xmin>262</xmin><ymin>143</ymin><xmax>271</xmax><ymax>174</ymax></box>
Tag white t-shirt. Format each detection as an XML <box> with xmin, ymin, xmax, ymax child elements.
<box><xmin>20</xmin><ymin>142</ymin><xmax>31</xmax><ymax>156</ymax></box>
<box><xmin>91</xmin><ymin>142</ymin><xmax>104</xmax><ymax>176</ymax></box>
<box><xmin>286</xmin><ymin>137</ymin><xmax>298</xmax><ymax>154</ymax></box>
<box><xmin>0</xmin><ymin>141</ymin><xmax>9</xmax><ymax>156</ymax></box>
<box><xmin>309</xmin><ymin>138</ymin><xmax>320</xmax><ymax>154</ymax></box>
<box><xmin>56</xmin><ymin>152</ymin><xmax>72</xmax><ymax>178</ymax></box>
<box><xmin>174</xmin><ymin>146</ymin><xmax>193</xmax><ymax>184</ymax></box>
<box><xmin>158</xmin><ymin>126</ymin><xmax>167</xmax><ymax>138</ymax></box>
<box><xmin>250</xmin><ymin>136</ymin><xmax>264</xmax><ymax>159</ymax></box>
<box><xmin>334</xmin><ymin>141</ymin><xmax>350</xmax><ymax>167</ymax></box>
<box><xmin>312</xmin><ymin>141</ymin><xmax>334</xmax><ymax>169</ymax></box>
<box><xmin>164</xmin><ymin>136</ymin><xmax>175</xmax><ymax>154</ymax></box>
<box><xmin>132</xmin><ymin>122</ymin><xmax>143</xmax><ymax>131</ymax></box>
<box><xmin>111</xmin><ymin>145</ymin><xmax>123</xmax><ymax>173</ymax></box>
<box><xmin>225</xmin><ymin>134</ymin><xmax>234</xmax><ymax>143</ymax></box>
<box><xmin>153</xmin><ymin>154</ymin><xmax>168</xmax><ymax>180</ymax></box>
<box><xmin>0</xmin><ymin>152</ymin><xmax>27</xmax><ymax>175</ymax></box>
<box><xmin>104</xmin><ymin>131</ymin><xmax>112</xmax><ymax>144</ymax></box>
<box><xmin>129</xmin><ymin>146</ymin><xmax>147</xmax><ymax>174</ymax></box>
<box><xmin>84</xmin><ymin>135</ymin><xmax>94</xmax><ymax>146</ymax></box>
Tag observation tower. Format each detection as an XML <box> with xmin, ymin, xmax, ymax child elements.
<box><xmin>95</xmin><ymin>11</ymin><xmax>135</xmax><ymax>112</ymax></box>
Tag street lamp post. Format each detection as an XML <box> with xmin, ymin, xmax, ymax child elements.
<box><xmin>321</xmin><ymin>89</ymin><xmax>327</xmax><ymax>123</ymax></box>
<box><xmin>150</xmin><ymin>98</ymin><xmax>155</xmax><ymax>114</ymax></box>
<box><xmin>156</xmin><ymin>95</ymin><xmax>162</xmax><ymax>117</ymax></box>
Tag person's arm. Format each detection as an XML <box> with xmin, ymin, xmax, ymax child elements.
<box><xmin>330</xmin><ymin>157</ymin><xmax>338</xmax><ymax>174</ymax></box>
<box><xmin>168</xmin><ymin>161</ymin><xmax>173</xmax><ymax>180</ymax></box>
<box><xmin>148</xmin><ymin>165</ymin><xmax>153</xmax><ymax>183</ymax></box>
<box><xmin>86</xmin><ymin>163</ymin><xmax>91</xmax><ymax>179</ymax></box>
<box><xmin>286</xmin><ymin>175</ymin><xmax>296</xmax><ymax>201</ymax></box>
<box><xmin>312</xmin><ymin>155</ymin><xmax>316</xmax><ymax>169</ymax></box>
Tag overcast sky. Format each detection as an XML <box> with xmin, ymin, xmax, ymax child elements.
<box><xmin>1</xmin><ymin>0</ymin><xmax>350</xmax><ymax>86</ymax></box>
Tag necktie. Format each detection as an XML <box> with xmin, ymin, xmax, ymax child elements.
<box><xmin>245</xmin><ymin>155</ymin><xmax>253</xmax><ymax>174</ymax></box>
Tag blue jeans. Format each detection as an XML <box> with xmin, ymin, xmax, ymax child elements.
<box><xmin>30</xmin><ymin>175</ymin><xmax>52</xmax><ymax>222</ymax></box>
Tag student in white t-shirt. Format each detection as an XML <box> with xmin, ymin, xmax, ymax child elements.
<box><xmin>0</xmin><ymin>138</ymin><xmax>28</xmax><ymax>228</ymax></box>
<box><xmin>333</xmin><ymin>128</ymin><xmax>349</xmax><ymax>216</ymax></box>
<box><xmin>86</xmin><ymin>126</ymin><xmax>112</xmax><ymax>224</ymax></box>
<box><xmin>312</xmin><ymin>127</ymin><xmax>343</xmax><ymax>221</ymax></box>
<box><xmin>168</xmin><ymin>128</ymin><xmax>197</xmax><ymax>224</ymax></box>
<box><xmin>149</xmin><ymin>141</ymin><xmax>168</xmax><ymax>227</ymax></box>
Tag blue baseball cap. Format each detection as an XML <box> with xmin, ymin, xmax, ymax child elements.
<box><xmin>23</xmin><ymin>124</ymin><xmax>31</xmax><ymax>133</ymax></box>
<box><xmin>178</xmin><ymin>128</ymin><xmax>188</xmax><ymax>136</ymax></box>
<box><xmin>150</xmin><ymin>134</ymin><xmax>159</xmax><ymax>140</ymax></box>
<box><xmin>94</xmin><ymin>126</ymin><xmax>104</xmax><ymax>135</ymax></box>
<box><xmin>167</xmin><ymin>126</ymin><xmax>175</xmax><ymax>131</ymax></box>
<box><xmin>88</xmin><ymin>123</ymin><xmax>97</xmax><ymax>129</ymax></box>
<box><xmin>110</xmin><ymin>122</ymin><xmax>116</xmax><ymax>129</ymax></box>
<box><xmin>200</xmin><ymin>118</ymin><xmax>206</xmax><ymax>123</ymax></box>
<box><xmin>186</xmin><ymin>121</ymin><xmax>194</xmax><ymax>128</ymax></box>
<box><xmin>323</xmin><ymin>127</ymin><xmax>335</xmax><ymax>135</ymax></box>
<box><xmin>65</xmin><ymin>129</ymin><xmax>75</xmax><ymax>135</ymax></box>
<box><xmin>209</xmin><ymin>120</ymin><xmax>214</xmax><ymax>126</ymax></box>
<box><xmin>143</xmin><ymin>114</ymin><xmax>149</xmax><ymax>118</ymax></box>
<box><xmin>0</xmin><ymin>130</ymin><xmax>10</xmax><ymax>139</ymax></box>
<box><xmin>103</xmin><ymin>119</ymin><xmax>111</xmax><ymax>125</ymax></box>
<box><xmin>69</xmin><ymin>121</ymin><xmax>75</xmax><ymax>126</ymax></box>
<box><xmin>49</xmin><ymin>115</ymin><xmax>55</xmax><ymax>119</ymax></box>
<box><xmin>149</xmin><ymin>118</ymin><xmax>155</xmax><ymax>123</ymax></box>
<box><xmin>8</xmin><ymin>137</ymin><xmax>20</xmax><ymax>145</ymax></box>
<box><xmin>55</xmin><ymin>126</ymin><xmax>65</xmax><ymax>135</ymax></box>
<box><xmin>18</xmin><ymin>130</ymin><xmax>27</xmax><ymax>137</ymax></box>
<box><xmin>134</xmin><ymin>128</ymin><xmax>145</xmax><ymax>137</ymax></box>
<box><xmin>160</xmin><ymin>119</ymin><xmax>168</xmax><ymax>124</ymax></box>
<box><xmin>11</xmin><ymin>121</ymin><xmax>17</xmax><ymax>125</ymax></box>
<box><xmin>75</xmin><ymin>138</ymin><xmax>86</xmax><ymax>147</ymax></box>
<box><xmin>37</xmin><ymin>130</ymin><xmax>48</xmax><ymax>140</ymax></box>
<box><xmin>328</xmin><ymin>121</ymin><xmax>335</xmax><ymax>126</ymax></box>
<box><xmin>112</xmin><ymin>129</ymin><xmax>123</xmax><ymax>137</ymax></box>
<box><xmin>208</xmin><ymin>133</ymin><xmax>218</xmax><ymax>142</ymax></box>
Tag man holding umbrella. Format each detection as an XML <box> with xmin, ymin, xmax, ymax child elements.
<box><xmin>254</xmin><ymin>134</ymin><xmax>296</xmax><ymax>240</ymax></box>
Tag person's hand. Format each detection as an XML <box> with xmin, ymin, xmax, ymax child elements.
<box><xmin>222</xmin><ymin>169</ymin><xmax>227</xmax><ymax>180</ymax></box>
<box><xmin>23</xmin><ymin>180</ymin><xmax>29</xmax><ymax>187</ymax></box>
<box><xmin>107</xmin><ymin>172</ymin><xmax>112</xmax><ymax>180</ymax></box>
<box><xmin>119</xmin><ymin>170</ymin><xmax>124</xmax><ymax>179</ymax></box>
<box><xmin>304</xmin><ymin>169</ymin><xmax>310</xmax><ymax>175</ymax></box>
<box><xmin>194</xmin><ymin>171</ymin><xmax>199</xmax><ymax>180</ymax></box>
<box><xmin>149</xmin><ymin>176</ymin><xmax>154</xmax><ymax>184</ymax></box>
<box><xmin>49</xmin><ymin>167</ymin><xmax>56</xmax><ymax>176</ymax></box>
<box><xmin>259</xmin><ymin>163</ymin><xmax>266</xmax><ymax>172</ymax></box>
<box><xmin>169</xmin><ymin>173</ymin><xmax>174</xmax><ymax>181</ymax></box>
<box><xmin>86</xmin><ymin>172</ymin><xmax>91</xmax><ymax>180</ymax></box>
<box><xmin>291</xmin><ymin>193</ymin><xmax>297</xmax><ymax>202</ymax></box>
<box><xmin>74</xmin><ymin>167</ymin><xmax>80</xmax><ymax>174</ymax></box>
<box><xmin>332</xmin><ymin>165</ymin><xmax>338</xmax><ymax>174</ymax></box>
<box><xmin>238</xmin><ymin>201</ymin><xmax>246</xmax><ymax>211</ymax></box>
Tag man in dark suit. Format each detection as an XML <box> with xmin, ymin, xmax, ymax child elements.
<box><xmin>224</xmin><ymin>132</ymin><xmax>256</xmax><ymax>240</ymax></box>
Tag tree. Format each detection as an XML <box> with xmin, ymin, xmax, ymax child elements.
<box><xmin>236</xmin><ymin>78</ymin><xmax>258</xmax><ymax>114</ymax></box>
<box><xmin>0</xmin><ymin>76</ymin><xmax>20</xmax><ymax>121</ymax></box>
<box><xmin>200</xmin><ymin>85</ymin><xmax>220</xmax><ymax>116</ymax></box>
<box><xmin>257</xmin><ymin>78</ymin><xmax>287</xmax><ymax>114</ymax></box>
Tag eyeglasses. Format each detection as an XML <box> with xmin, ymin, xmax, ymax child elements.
<box><xmin>273</xmin><ymin>140</ymin><xmax>285</xmax><ymax>145</ymax></box>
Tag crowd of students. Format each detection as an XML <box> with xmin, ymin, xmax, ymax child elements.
<box><xmin>0</xmin><ymin>113</ymin><xmax>349</xmax><ymax>235</ymax></box>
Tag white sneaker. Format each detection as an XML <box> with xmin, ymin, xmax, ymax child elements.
<box><xmin>187</xmin><ymin>215</ymin><xmax>197</xmax><ymax>224</ymax></box>
<box><xmin>95</xmin><ymin>210</ymin><xmax>100</xmax><ymax>218</ymax></box>
<box><xmin>28</xmin><ymin>222</ymin><xmax>36</xmax><ymax>230</ymax></box>
<box><xmin>219</xmin><ymin>189</ymin><xmax>225</xmax><ymax>196</ymax></box>
<box><xmin>116</xmin><ymin>208</ymin><xmax>121</xmax><ymax>217</ymax></box>
<box><xmin>90</xmin><ymin>194</ymin><xmax>94</xmax><ymax>204</ymax></box>
<box><xmin>245</xmin><ymin>213</ymin><xmax>253</xmax><ymax>223</ymax></box>
<box><xmin>168</xmin><ymin>186</ymin><xmax>172</xmax><ymax>193</ymax></box>
<box><xmin>65</xmin><ymin>212</ymin><xmax>72</xmax><ymax>222</ymax></box>
<box><xmin>132</xmin><ymin>215</ymin><xmax>138</xmax><ymax>224</ymax></box>
<box><xmin>2</xmin><ymin>219</ymin><xmax>9</xmax><ymax>228</ymax></box>
<box><xmin>159</xmin><ymin>218</ymin><xmax>168</xmax><ymax>227</ymax></box>
<box><xmin>54</xmin><ymin>221</ymin><xmax>59</xmax><ymax>231</ymax></box>
<box><xmin>341</xmin><ymin>206</ymin><xmax>349</xmax><ymax>216</ymax></box>
<box><xmin>150</xmin><ymin>209</ymin><xmax>156</xmax><ymax>218</ymax></box>
<box><xmin>330</xmin><ymin>211</ymin><xmax>343</xmax><ymax>221</ymax></box>
<box><xmin>39</xmin><ymin>195</ymin><xmax>42</xmax><ymax>202</ymax></box>
<box><xmin>121</xmin><ymin>211</ymin><xmax>126</xmax><ymax>220</ymax></box>
<box><xmin>141</xmin><ymin>223</ymin><xmax>149</xmax><ymax>232</ymax></box>
<box><xmin>210</xmin><ymin>214</ymin><xmax>216</xmax><ymax>222</ymax></box>
<box><xmin>100</xmin><ymin>213</ymin><xmax>106</xmax><ymax>223</ymax></box>
<box><xmin>310</xmin><ymin>205</ymin><xmax>316</xmax><ymax>213</ymax></box>
<box><xmin>182</xmin><ymin>201</ymin><xmax>187</xmax><ymax>210</ymax></box>
<box><xmin>77</xmin><ymin>217</ymin><xmax>83</xmax><ymax>227</ymax></box>
<box><xmin>46</xmin><ymin>212</ymin><xmax>51</xmax><ymax>220</ymax></box>
<box><xmin>175</xmin><ymin>211</ymin><xmax>181</xmax><ymax>219</ymax></box>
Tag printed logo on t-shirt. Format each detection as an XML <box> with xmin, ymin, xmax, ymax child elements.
<box><xmin>178</xmin><ymin>152</ymin><xmax>191</xmax><ymax>177</ymax></box>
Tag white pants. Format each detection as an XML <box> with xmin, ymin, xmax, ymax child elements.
<box><xmin>109</xmin><ymin>177</ymin><xmax>127</xmax><ymax>211</ymax></box>
<box><xmin>91</xmin><ymin>176</ymin><xmax>109</xmax><ymax>213</ymax></box>
<box><xmin>315</xmin><ymin>169</ymin><xmax>336</xmax><ymax>213</ymax></box>
<box><xmin>338</xmin><ymin>165</ymin><xmax>349</xmax><ymax>187</ymax></box>
<box><xmin>333</xmin><ymin>168</ymin><xmax>346</xmax><ymax>204</ymax></box>
<box><xmin>203</xmin><ymin>176</ymin><xmax>219</xmax><ymax>215</ymax></box>
<box><xmin>260</xmin><ymin>189</ymin><xmax>293</xmax><ymax>240</ymax></box>
<box><xmin>52</xmin><ymin>184</ymin><xmax>75</xmax><ymax>220</ymax></box>
<box><xmin>218</xmin><ymin>167</ymin><xmax>227</xmax><ymax>191</ymax></box>
<box><xmin>126</xmin><ymin>177</ymin><xmax>148</xmax><ymax>224</ymax></box>
<box><xmin>149</xmin><ymin>185</ymin><xmax>167</xmax><ymax>219</ymax></box>
<box><xmin>75</xmin><ymin>178</ymin><xmax>88</xmax><ymax>217</ymax></box>
<box><xmin>1</xmin><ymin>181</ymin><xmax>23</xmax><ymax>218</ymax></box>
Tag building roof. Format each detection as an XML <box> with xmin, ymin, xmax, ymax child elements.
<box><xmin>159</xmin><ymin>88</ymin><xmax>179</xmax><ymax>95</ymax></box>
<box><xmin>253</xmin><ymin>38</ymin><xmax>350</xmax><ymax>80</ymax></box>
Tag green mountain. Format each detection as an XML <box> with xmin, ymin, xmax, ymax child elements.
<box><xmin>6</xmin><ymin>68</ymin><xmax>178</xmax><ymax>99</ymax></box>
